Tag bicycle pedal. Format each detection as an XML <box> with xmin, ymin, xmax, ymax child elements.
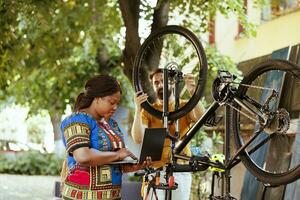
<box><xmin>190</xmin><ymin>155</ymin><xmax>210</xmax><ymax>171</ymax></box>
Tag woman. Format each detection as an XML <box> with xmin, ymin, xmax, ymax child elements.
<box><xmin>61</xmin><ymin>75</ymin><xmax>147</xmax><ymax>200</ymax></box>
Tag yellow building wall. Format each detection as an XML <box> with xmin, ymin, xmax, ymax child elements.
<box><xmin>216</xmin><ymin>9</ymin><xmax>300</xmax><ymax>62</ymax></box>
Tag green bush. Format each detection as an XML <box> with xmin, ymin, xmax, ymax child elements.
<box><xmin>0</xmin><ymin>150</ymin><xmax>63</xmax><ymax>175</ymax></box>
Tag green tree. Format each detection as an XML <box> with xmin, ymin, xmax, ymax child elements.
<box><xmin>0</xmin><ymin>0</ymin><xmax>124</xmax><ymax>149</ymax></box>
<box><xmin>118</xmin><ymin>0</ymin><xmax>258</xmax><ymax>81</ymax></box>
<box><xmin>0</xmin><ymin>0</ymin><xmax>260</xmax><ymax>151</ymax></box>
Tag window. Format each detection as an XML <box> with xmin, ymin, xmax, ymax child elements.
<box><xmin>208</xmin><ymin>19</ymin><xmax>215</xmax><ymax>44</ymax></box>
<box><xmin>262</xmin><ymin>0</ymin><xmax>300</xmax><ymax>21</ymax></box>
<box><xmin>236</xmin><ymin>0</ymin><xmax>248</xmax><ymax>38</ymax></box>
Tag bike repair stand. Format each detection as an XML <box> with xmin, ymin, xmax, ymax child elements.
<box><xmin>164</xmin><ymin>67</ymin><xmax>181</xmax><ymax>200</ymax></box>
<box><xmin>143</xmin><ymin>67</ymin><xmax>180</xmax><ymax>200</ymax></box>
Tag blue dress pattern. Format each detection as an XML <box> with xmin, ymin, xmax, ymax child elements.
<box><xmin>60</xmin><ymin>112</ymin><xmax>124</xmax><ymax>200</ymax></box>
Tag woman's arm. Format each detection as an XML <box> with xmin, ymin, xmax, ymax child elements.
<box><xmin>73</xmin><ymin>147</ymin><xmax>135</xmax><ymax>166</ymax></box>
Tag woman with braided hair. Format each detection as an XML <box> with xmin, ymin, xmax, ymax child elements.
<box><xmin>60</xmin><ymin>75</ymin><xmax>150</xmax><ymax>200</ymax></box>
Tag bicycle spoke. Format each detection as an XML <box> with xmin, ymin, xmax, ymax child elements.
<box><xmin>182</xmin><ymin>57</ymin><xmax>199</xmax><ymax>74</ymax></box>
<box><xmin>242</xmin><ymin>95</ymin><xmax>263</xmax><ymax>110</ymax></box>
<box><xmin>178</xmin><ymin>45</ymin><xmax>194</xmax><ymax>62</ymax></box>
<box><xmin>231</xmin><ymin>81</ymin><xmax>276</xmax><ymax>91</ymax></box>
<box><xmin>227</xmin><ymin>102</ymin><xmax>257</xmax><ymax>123</ymax></box>
<box><xmin>247</xmin><ymin>134</ymin><xmax>273</xmax><ymax>156</ymax></box>
<box><xmin>229</xmin><ymin>128</ymin><xmax>264</xmax><ymax>167</ymax></box>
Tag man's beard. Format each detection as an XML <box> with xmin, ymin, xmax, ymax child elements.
<box><xmin>157</xmin><ymin>88</ymin><xmax>172</xmax><ymax>100</ymax></box>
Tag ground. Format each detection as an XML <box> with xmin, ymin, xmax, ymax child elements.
<box><xmin>0</xmin><ymin>173</ymin><xmax>60</xmax><ymax>200</ymax></box>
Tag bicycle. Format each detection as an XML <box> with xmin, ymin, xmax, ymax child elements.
<box><xmin>133</xmin><ymin>25</ymin><xmax>300</xmax><ymax>199</ymax></box>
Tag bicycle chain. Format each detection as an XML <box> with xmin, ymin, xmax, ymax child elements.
<box><xmin>230</xmin><ymin>81</ymin><xmax>276</xmax><ymax>91</ymax></box>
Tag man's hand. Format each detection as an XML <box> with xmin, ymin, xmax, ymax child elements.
<box><xmin>139</xmin><ymin>156</ymin><xmax>152</xmax><ymax>168</ymax></box>
<box><xmin>184</xmin><ymin>73</ymin><xmax>197</xmax><ymax>96</ymax></box>
<box><xmin>134</xmin><ymin>91</ymin><xmax>148</xmax><ymax>111</ymax></box>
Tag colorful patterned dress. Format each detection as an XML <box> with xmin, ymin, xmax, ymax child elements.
<box><xmin>61</xmin><ymin>112</ymin><xmax>125</xmax><ymax>200</ymax></box>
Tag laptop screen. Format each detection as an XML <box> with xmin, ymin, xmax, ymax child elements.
<box><xmin>139</xmin><ymin>128</ymin><xmax>167</xmax><ymax>163</ymax></box>
<box><xmin>111</xmin><ymin>128</ymin><xmax>167</xmax><ymax>165</ymax></box>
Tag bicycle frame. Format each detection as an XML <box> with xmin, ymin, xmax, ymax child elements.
<box><xmin>174</xmin><ymin>102</ymin><xmax>237</xmax><ymax>199</ymax></box>
<box><xmin>158</xmin><ymin>69</ymin><xmax>271</xmax><ymax>200</ymax></box>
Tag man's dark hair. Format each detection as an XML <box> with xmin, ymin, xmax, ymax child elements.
<box><xmin>149</xmin><ymin>68</ymin><xmax>163</xmax><ymax>80</ymax></box>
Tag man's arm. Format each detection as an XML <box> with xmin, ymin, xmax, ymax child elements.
<box><xmin>184</xmin><ymin>74</ymin><xmax>205</xmax><ymax>122</ymax></box>
<box><xmin>189</xmin><ymin>101</ymin><xmax>205</xmax><ymax>122</ymax></box>
<box><xmin>131</xmin><ymin>91</ymin><xmax>148</xmax><ymax>144</ymax></box>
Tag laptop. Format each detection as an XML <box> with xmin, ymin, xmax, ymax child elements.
<box><xmin>111</xmin><ymin>128</ymin><xmax>167</xmax><ymax>165</ymax></box>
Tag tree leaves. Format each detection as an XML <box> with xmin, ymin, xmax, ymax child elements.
<box><xmin>1</xmin><ymin>0</ymin><xmax>258</xmax><ymax>116</ymax></box>
<box><xmin>168</xmin><ymin>0</ymin><xmax>256</xmax><ymax>37</ymax></box>
<box><xmin>0</xmin><ymin>0</ymin><xmax>122</xmax><ymax>115</ymax></box>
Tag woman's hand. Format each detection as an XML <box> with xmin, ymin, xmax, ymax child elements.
<box><xmin>134</xmin><ymin>91</ymin><xmax>148</xmax><ymax>111</ymax></box>
<box><xmin>116</xmin><ymin>148</ymin><xmax>137</xmax><ymax>161</ymax></box>
<box><xmin>139</xmin><ymin>156</ymin><xmax>152</xmax><ymax>168</ymax></box>
<box><xmin>122</xmin><ymin>156</ymin><xmax>152</xmax><ymax>173</ymax></box>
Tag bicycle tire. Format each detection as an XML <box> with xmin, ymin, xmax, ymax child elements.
<box><xmin>232</xmin><ymin>59</ymin><xmax>300</xmax><ymax>185</ymax></box>
<box><xmin>133</xmin><ymin>25</ymin><xmax>207</xmax><ymax>121</ymax></box>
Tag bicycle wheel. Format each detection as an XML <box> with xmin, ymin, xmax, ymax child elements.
<box><xmin>232</xmin><ymin>59</ymin><xmax>300</xmax><ymax>185</ymax></box>
<box><xmin>133</xmin><ymin>25</ymin><xmax>207</xmax><ymax>121</ymax></box>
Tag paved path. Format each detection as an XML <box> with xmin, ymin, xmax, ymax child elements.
<box><xmin>0</xmin><ymin>173</ymin><xmax>60</xmax><ymax>200</ymax></box>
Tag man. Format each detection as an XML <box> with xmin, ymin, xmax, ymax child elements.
<box><xmin>131</xmin><ymin>68</ymin><xmax>205</xmax><ymax>200</ymax></box>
